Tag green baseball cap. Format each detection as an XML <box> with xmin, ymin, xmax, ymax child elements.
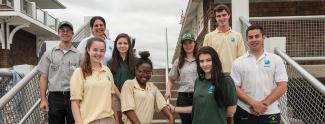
<box><xmin>180</xmin><ymin>32</ymin><xmax>195</xmax><ymax>42</ymax></box>
<box><xmin>58</xmin><ymin>21</ymin><xmax>73</xmax><ymax>31</ymax></box>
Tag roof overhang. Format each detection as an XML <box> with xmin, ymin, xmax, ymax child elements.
<box><xmin>29</xmin><ymin>0</ymin><xmax>66</xmax><ymax>9</ymax></box>
<box><xmin>0</xmin><ymin>11</ymin><xmax>58</xmax><ymax>38</ymax></box>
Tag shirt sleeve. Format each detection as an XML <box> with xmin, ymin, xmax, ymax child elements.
<box><xmin>230</xmin><ymin>60</ymin><xmax>242</xmax><ymax>86</ymax></box>
<box><xmin>70</xmin><ymin>68</ymin><xmax>84</xmax><ymax>100</ymax></box>
<box><xmin>223</xmin><ymin>76</ymin><xmax>238</xmax><ymax>106</ymax></box>
<box><xmin>77</xmin><ymin>38</ymin><xmax>87</xmax><ymax>55</ymax></box>
<box><xmin>153</xmin><ymin>84</ymin><xmax>167</xmax><ymax>112</ymax></box>
<box><xmin>274</xmin><ymin>56</ymin><xmax>288</xmax><ymax>83</ymax></box>
<box><xmin>202</xmin><ymin>34</ymin><xmax>210</xmax><ymax>47</ymax></box>
<box><xmin>37</xmin><ymin>50</ymin><xmax>51</xmax><ymax>75</ymax></box>
<box><xmin>168</xmin><ymin>59</ymin><xmax>179</xmax><ymax>81</ymax></box>
<box><xmin>237</xmin><ymin>34</ymin><xmax>246</xmax><ymax>57</ymax></box>
<box><xmin>121</xmin><ymin>80</ymin><xmax>136</xmax><ymax>112</ymax></box>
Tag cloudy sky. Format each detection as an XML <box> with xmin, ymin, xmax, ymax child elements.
<box><xmin>47</xmin><ymin>0</ymin><xmax>189</xmax><ymax>68</ymax></box>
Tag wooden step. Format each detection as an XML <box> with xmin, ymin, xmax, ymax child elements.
<box><xmin>150</xmin><ymin>75</ymin><xmax>166</xmax><ymax>82</ymax></box>
<box><xmin>152</xmin><ymin>119</ymin><xmax>181</xmax><ymax>124</ymax></box>
<box><xmin>151</xmin><ymin>81</ymin><xmax>180</xmax><ymax>90</ymax></box>
<box><xmin>152</xmin><ymin>68</ymin><xmax>170</xmax><ymax>75</ymax></box>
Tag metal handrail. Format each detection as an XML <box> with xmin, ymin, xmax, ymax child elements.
<box><xmin>250</xmin><ymin>15</ymin><xmax>325</xmax><ymax>21</ymax></box>
<box><xmin>292</xmin><ymin>56</ymin><xmax>325</xmax><ymax>61</ymax></box>
<box><xmin>275</xmin><ymin>48</ymin><xmax>325</xmax><ymax>96</ymax></box>
<box><xmin>72</xmin><ymin>21</ymin><xmax>91</xmax><ymax>43</ymax></box>
<box><xmin>0</xmin><ymin>69</ymin><xmax>13</xmax><ymax>77</ymax></box>
<box><xmin>239</xmin><ymin>16</ymin><xmax>251</xmax><ymax>27</ymax></box>
<box><xmin>0</xmin><ymin>66</ymin><xmax>39</xmax><ymax>109</ymax></box>
<box><xmin>18</xmin><ymin>99</ymin><xmax>41</xmax><ymax>124</ymax></box>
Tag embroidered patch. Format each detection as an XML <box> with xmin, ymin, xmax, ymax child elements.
<box><xmin>268</xmin><ymin>115</ymin><xmax>278</xmax><ymax>123</ymax></box>
<box><xmin>208</xmin><ymin>85</ymin><xmax>215</xmax><ymax>93</ymax></box>
<box><xmin>264</xmin><ymin>59</ymin><xmax>271</xmax><ymax>67</ymax></box>
<box><xmin>109</xmin><ymin>46</ymin><xmax>113</xmax><ymax>51</ymax></box>
<box><xmin>106</xmin><ymin>75</ymin><xmax>111</xmax><ymax>81</ymax></box>
<box><xmin>229</xmin><ymin>37</ymin><xmax>236</xmax><ymax>43</ymax></box>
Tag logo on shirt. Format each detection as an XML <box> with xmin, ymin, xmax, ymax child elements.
<box><xmin>264</xmin><ymin>59</ymin><xmax>271</xmax><ymax>67</ymax></box>
<box><xmin>109</xmin><ymin>46</ymin><xmax>113</xmax><ymax>51</ymax></box>
<box><xmin>106</xmin><ymin>75</ymin><xmax>111</xmax><ymax>81</ymax></box>
<box><xmin>229</xmin><ymin>37</ymin><xmax>236</xmax><ymax>44</ymax></box>
<box><xmin>208</xmin><ymin>85</ymin><xmax>215</xmax><ymax>93</ymax></box>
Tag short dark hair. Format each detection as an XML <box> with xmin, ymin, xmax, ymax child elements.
<box><xmin>214</xmin><ymin>4</ymin><xmax>231</xmax><ymax>15</ymax></box>
<box><xmin>90</xmin><ymin>16</ymin><xmax>106</xmax><ymax>28</ymax></box>
<box><xmin>246</xmin><ymin>24</ymin><xmax>265</xmax><ymax>37</ymax></box>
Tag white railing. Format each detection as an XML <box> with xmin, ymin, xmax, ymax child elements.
<box><xmin>0</xmin><ymin>67</ymin><xmax>46</xmax><ymax>124</ymax></box>
<box><xmin>0</xmin><ymin>0</ymin><xmax>14</xmax><ymax>9</ymax></box>
<box><xmin>0</xmin><ymin>0</ymin><xmax>59</xmax><ymax>31</ymax></box>
<box><xmin>240</xmin><ymin>16</ymin><xmax>325</xmax><ymax>124</ymax></box>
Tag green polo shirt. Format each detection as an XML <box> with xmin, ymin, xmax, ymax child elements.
<box><xmin>108</xmin><ymin>61</ymin><xmax>134</xmax><ymax>91</ymax></box>
<box><xmin>192</xmin><ymin>76</ymin><xmax>237</xmax><ymax>124</ymax></box>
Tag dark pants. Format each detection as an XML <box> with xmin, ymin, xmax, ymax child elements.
<box><xmin>176</xmin><ymin>92</ymin><xmax>193</xmax><ymax>124</ymax></box>
<box><xmin>48</xmin><ymin>92</ymin><xmax>74</xmax><ymax>124</ymax></box>
<box><xmin>234</xmin><ymin>106</ymin><xmax>280</xmax><ymax>124</ymax></box>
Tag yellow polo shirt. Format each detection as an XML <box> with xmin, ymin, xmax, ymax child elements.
<box><xmin>121</xmin><ymin>79</ymin><xmax>167</xmax><ymax>124</ymax></box>
<box><xmin>70</xmin><ymin>65</ymin><xmax>115</xmax><ymax>124</ymax></box>
<box><xmin>203</xmin><ymin>28</ymin><xmax>246</xmax><ymax>73</ymax></box>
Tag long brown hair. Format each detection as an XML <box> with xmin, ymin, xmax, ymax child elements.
<box><xmin>80</xmin><ymin>37</ymin><xmax>106</xmax><ymax>79</ymax></box>
<box><xmin>178</xmin><ymin>40</ymin><xmax>197</xmax><ymax>69</ymax></box>
<box><xmin>110</xmin><ymin>33</ymin><xmax>135</xmax><ymax>76</ymax></box>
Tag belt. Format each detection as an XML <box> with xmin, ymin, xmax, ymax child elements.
<box><xmin>178</xmin><ymin>92</ymin><xmax>194</xmax><ymax>97</ymax></box>
<box><xmin>49</xmin><ymin>91</ymin><xmax>70</xmax><ymax>95</ymax></box>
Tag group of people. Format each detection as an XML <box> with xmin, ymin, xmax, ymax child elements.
<box><xmin>37</xmin><ymin>4</ymin><xmax>288</xmax><ymax>124</ymax></box>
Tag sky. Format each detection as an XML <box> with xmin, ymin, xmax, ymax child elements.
<box><xmin>47</xmin><ymin>0</ymin><xmax>189</xmax><ymax>68</ymax></box>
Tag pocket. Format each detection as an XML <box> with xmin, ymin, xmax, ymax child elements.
<box><xmin>50</xmin><ymin>63</ymin><xmax>59</xmax><ymax>71</ymax></box>
<box><xmin>49</xmin><ymin>63</ymin><xmax>59</xmax><ymax>76</ymax></box>
<box><xmin>68</xmin><ymin>62</ymin><xmax>77</xmax><ymax>73</ymax></box>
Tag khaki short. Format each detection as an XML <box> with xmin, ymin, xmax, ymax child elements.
<box><xmin>90</xmin><ymin>117</ymin><xmax>115</xmax><ymax>124</ymax></box>
<box><xmin>114</xmin><ymin>95</ymin><xmax>121</xmax><ymax>111</ymax></box>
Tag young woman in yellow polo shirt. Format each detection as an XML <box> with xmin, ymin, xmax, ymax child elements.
<box><xmin>70</xmin><ymin>37</ymin><xmax>117</xmax><ymax>124</ymax></box>
<box><xmin>120</xmin><ymin>51</ymin><xmax>175</xmax><ymax>124</ymax></box>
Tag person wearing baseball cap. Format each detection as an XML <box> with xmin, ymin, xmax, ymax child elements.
<box><xmin>58</xmin><ymin>21</ymin><xmax>74</xmax><ymax>32</ymax></box>
<box><xmin>38</xmin><ymin>20</ymin><xmax>80</xmax><ymax>124</ymax></box>
<box><xmin>165</xmin><ymin>32</ymin><xmax>198</xmax><ymax>124</ymax></box>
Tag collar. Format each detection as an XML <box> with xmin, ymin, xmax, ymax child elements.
<box><xmin>184</xmin><ymin>57</ymin><xmax>196</xmax><ymax>62</ymax></box>
<box><xmin>246</xmin><ymin>50</ymin><xmax>269</xmax><ymax>62</ymax></box>
<box><xmin>215</xmin><ymin>27</ymin><xmax>232</xmax><ymax>33</ymax></box>
<box><xmin>91</xmin><ymin>63</ymin><xmax>106</xmax><ymax>72</ymax></box>
<box><xmin>54</xmin><ymin>45</ymin><xmax>78</xmax><ymax>53</ymax></box>
<box><xmin>132</xmin><ymin>78</ymin><xmax>151</xmax><ymax>90</ymax></box>
<box><xmin>90</xmin><ymin>34</ymin><xmax>108</xmax><ymax>40</ymax></box>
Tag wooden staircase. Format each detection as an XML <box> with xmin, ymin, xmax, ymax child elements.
<box><xmin>150</xmin><ymin>68</ymin><xmax>182</xmax><ymax>124</ymax></box>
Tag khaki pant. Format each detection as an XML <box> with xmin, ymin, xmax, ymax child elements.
<box><xmin>90</xmin><ymin>117</ymin><xmax>115</xmax><ymax>124</ymax></box>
